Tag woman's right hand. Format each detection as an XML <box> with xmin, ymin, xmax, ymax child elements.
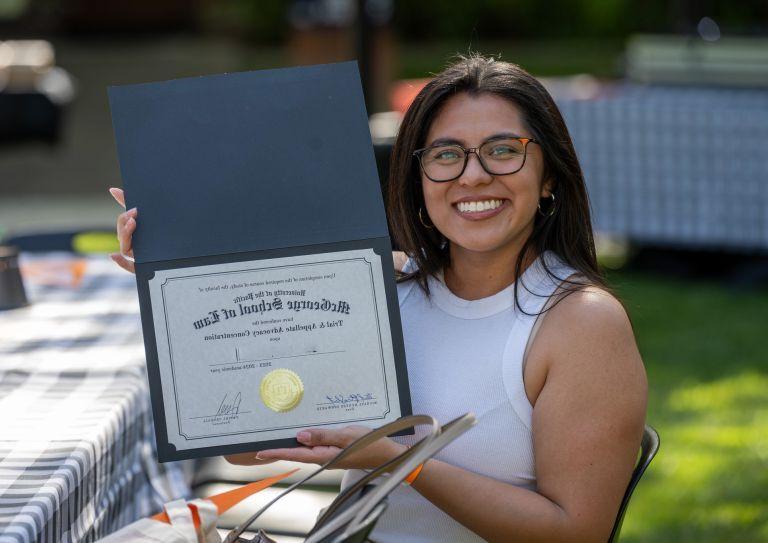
<box><xmin>109</xmin><ymin>187</ymin><xmax>137</xmax><ymax>274</ymax></box>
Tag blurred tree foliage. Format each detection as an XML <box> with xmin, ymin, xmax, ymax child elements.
<box><xmin>392</xmin><ymin>0</ymin><xmax>667</xmax><ymax>41</ymax></box>
<box><xmin>202</xmin><ymin>0</ymin><xmax>290</xmax><ymax>43</ymax></box>
<box><xmin>200</xmin><ymin>0</ymin><xmax>767</xmax><ymax>44</ymax></box>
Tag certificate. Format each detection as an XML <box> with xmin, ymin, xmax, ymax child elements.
<box><xmin>108</xmin><ymin>62</ymin><xmax>412</xmax><ymax>461</ymax></box>
<box><xmin>149</xmin><ymin>249</ymin><xmax>403</xmax><ymax>452</ymax></box>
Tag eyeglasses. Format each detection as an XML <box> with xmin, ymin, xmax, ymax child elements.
<box><xmin>413</xmin><ymin>136</ymin><xmax>539</xmax><ymax>182</ymax></box>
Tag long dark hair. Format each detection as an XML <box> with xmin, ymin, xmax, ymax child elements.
<box><xmin>387</xmin><ymin>54</ymin><xmax>608</xmax><ymax>312</ymax></box>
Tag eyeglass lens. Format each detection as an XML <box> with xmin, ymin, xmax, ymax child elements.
<box><xmin>420</xmin><ymin>138</ymin><xmax>528</xmax><ymax>181</ymax></box>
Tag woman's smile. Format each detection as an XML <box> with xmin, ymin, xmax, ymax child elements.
<box><xmin>452</xmin><ymin>197</ymin><xmax>510</xmax><ymax>220</ymax></box>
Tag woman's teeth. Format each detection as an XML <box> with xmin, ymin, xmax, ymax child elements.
<box><xmin>456</xmin><ymin>199</ymin><xmax>503</xmax><ymax>213</ymax></box>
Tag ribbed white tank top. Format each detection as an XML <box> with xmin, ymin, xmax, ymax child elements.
<box><xmin>341</xmin><ymin>251</ymin><xmax>577</xmax><ymax>542</ymax></box>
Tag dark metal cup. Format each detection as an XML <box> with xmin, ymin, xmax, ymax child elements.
<box><xmin>0</xmin><ymin>246</ymin><xmax>29</xmax><ymax>310</ymax></box>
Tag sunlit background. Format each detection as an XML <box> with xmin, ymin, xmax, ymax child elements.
<box><xmin>1</xmin><ymin>1</ymin><xmax>767</xmax><ymax>542</ymax></box>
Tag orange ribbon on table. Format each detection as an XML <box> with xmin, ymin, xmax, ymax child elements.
<box><xmin>151</xmin><ymin>469</ymin><xmax>299</xmax><ymax>529</ymax></box>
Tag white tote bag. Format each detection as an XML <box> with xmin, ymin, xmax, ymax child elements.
<box><xmin>99</xmin><ymin>471</ymin><xmax>297</xmax><ymax>543</ymax></box>
<box><xmin>100</xmin><ymin>498</ymin><xmax>221</xmax><ymax>543</ymax></box>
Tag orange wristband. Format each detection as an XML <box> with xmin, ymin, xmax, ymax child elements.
<box><xmin>404</xmin><ymin>463</ymin><xmax>424</xmax><ymax>485</ymax></box>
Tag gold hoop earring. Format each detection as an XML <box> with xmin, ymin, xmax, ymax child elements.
<box><xmin>537</xmin><ymin>193</ymin><xmax>556</xmax><ymax>217</ymax></box>
<box><xmin>418</xmin><ymin>207</ymin><xmax>434</xmax><ymax>229</ymax></box>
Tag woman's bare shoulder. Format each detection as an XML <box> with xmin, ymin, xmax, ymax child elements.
<box><xmin>537</xmin><ymin>284</ymin><xmax>645</xmax><ymax>381</ymax></box>
<box><xmin>549</xmin><ymin>285</ymin><xmax>631</xmax><ymax>335</ymax></box>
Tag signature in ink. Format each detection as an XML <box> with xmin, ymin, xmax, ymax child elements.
<box><xmin>216</xmin><ymin>392</ymin><xmax>242</xmax><ymax>416</ymax></box>
<box><xmin>325</xmin><ymin>392</ymin><xmax>375</xmax><ymax>405</ymax></box>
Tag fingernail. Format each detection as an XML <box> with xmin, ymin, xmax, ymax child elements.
<box><xmin>297</xmin><ymin>431</ymin><xmax>311</xmax><ymax>443</ymax></box>
<box><xmin>128</xmin><ymin>207</ymin><xmax>137</xmax><ymax>214</ymax></box>
<box><xmin>255</xmin><ymin>452</ymin><xmax>264</xmax><ymax>460</ymax></box>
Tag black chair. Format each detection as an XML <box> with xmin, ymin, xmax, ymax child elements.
<box><xmin>608</xmin><ymin>424</ymin><xmax>660</xmax><ymax>543</ymax></box>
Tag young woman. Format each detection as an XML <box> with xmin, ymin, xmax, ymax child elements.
<box><xmin>110</xmin><ymin>55</ymin><xmax>647</xmax><ymax>543</ymax></box>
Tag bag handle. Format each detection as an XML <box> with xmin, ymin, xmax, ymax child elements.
<box><xmin>309</xmin><ymin>431</ymin><xmax>421</xmax><ymax>532</ymax></box>
<box><xmin>223</xmin><ymin>415</ymin><xmax>439</xmax><ymax>543</ymax></box>
<box><xmin>310</xmin><ymin>412</ymin><xmax>475</xmax><ymax>532</ymax></box>
<box><xmin>305</xmin><ymin>413</ymin><xmax>476</xmax><ymax>543</ymax></box>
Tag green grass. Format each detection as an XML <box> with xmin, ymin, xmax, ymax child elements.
<box><xmin>607</xmin><ymin>270</ymin><xmax>768</xmax><ymax>542</ymax></box>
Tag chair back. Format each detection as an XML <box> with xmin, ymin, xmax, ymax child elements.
<box><xmin>607</xmin><ymin>424</ymin><xmax>660</xmax><ymax>543</ymax></box>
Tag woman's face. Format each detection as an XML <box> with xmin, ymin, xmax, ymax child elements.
<box><xmin>420</xmin><ymin>92</ymin><xmax>551</xmax><ymax>259</ymax></box>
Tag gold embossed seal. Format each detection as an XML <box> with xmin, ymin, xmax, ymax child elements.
<box><xmin>260</xmin><ymin>369</ymin><xmax>304</xmax><ymax>412</ymax></box>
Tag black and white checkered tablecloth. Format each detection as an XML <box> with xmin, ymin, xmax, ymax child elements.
<box><xmin>558</xmin><ymin>84</ymin><xmax>768</xmax><ymax>251</ymax></box>
<box><xmin>0</xmin><ymin>255</ymin><xmax>193</xmax><ymax>543</ymax></box>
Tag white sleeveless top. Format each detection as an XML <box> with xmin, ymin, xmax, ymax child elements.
<box><xmin>341</xmin><ymin>251</ymin><xmax>577</xmax><ymax>543</ymax></box>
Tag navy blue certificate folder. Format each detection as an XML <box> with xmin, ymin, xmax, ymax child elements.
<box><xmin>109</xmin><ymin>62</ymin><xmax>412</xmax><ymax>462</ymax></box>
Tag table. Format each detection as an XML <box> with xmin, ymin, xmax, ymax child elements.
<box><xmin>558</xmin><ymin>84</ymin><xmax>768</xmax><ymax>252</ymax></box>
<box><xmin>0</xmin><ymin>254</ymin><xmax>193</xmax><ymax>542</ymax></box>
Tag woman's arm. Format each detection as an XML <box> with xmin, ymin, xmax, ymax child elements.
<box><xmin>405</xmin><ymin>288</ymin><xmax>647</xmax><ymax>543</ymax></box>
<box><xmin>228</xmin><ymin>288</ymin><xmax>647</xmax><ymax>543</ymax></box>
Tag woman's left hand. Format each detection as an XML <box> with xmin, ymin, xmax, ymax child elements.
<box><xmin>225</xmin><ymin>426</ymin><xmax>407</xmax><ymax>470</ymax></box>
